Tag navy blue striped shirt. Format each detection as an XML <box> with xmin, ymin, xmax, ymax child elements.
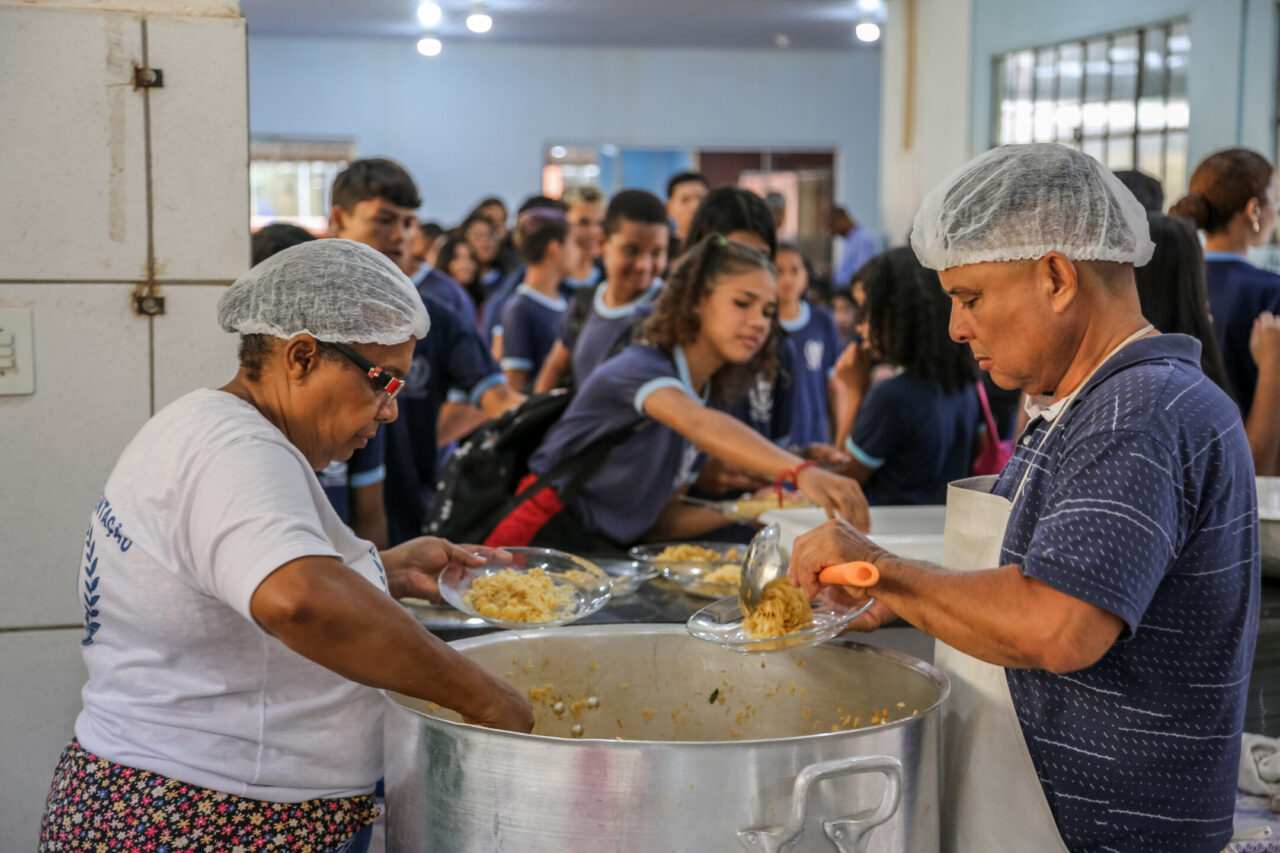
<box><xmin>995</xmin><ymin>333</ymin><xmax>1258</xmax><ymax>852</ymax></box>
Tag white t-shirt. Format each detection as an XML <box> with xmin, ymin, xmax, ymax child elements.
<box><xmin>75</xmin><ymin>389</ymin><xmax>389</xmax><ymax>802</ymax></box>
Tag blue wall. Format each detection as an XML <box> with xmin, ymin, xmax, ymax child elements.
<box><xmin>247</xmin><ymin>37</ymin><xmax>882</xmax><ymax>233</ymax></box>
<box><xmin>968</xmin><ymin>0</ymin><xmax>1277</xmax><ymax>197</ymax></box>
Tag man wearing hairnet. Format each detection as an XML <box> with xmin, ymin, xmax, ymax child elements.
<box><xmin>791</xmin><ymin>144</ymin><xmax>1258</xmax><ymax>852</ymax></box>
<box><xmin>40</xmin><ymin>239</ymin><xmax>532</xmax><ymax>851</ymax></box>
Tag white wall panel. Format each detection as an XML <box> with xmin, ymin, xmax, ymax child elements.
<box><xmin>148</xmin><ymin>15</ymin><xmax>251</xmax><ymax>281</ymax></box>
<box><xmin>0</xmin><ymin>629</ymin><xmax>89</xmax><ymax>847</ymax></box>
<box><xmin>152</xmin><ymin>283</ymin><xmax>239</xmax><ymax>410</ymax></box>
<box><xmin>0</xmin><ymin>8</ymin><xmax>149</xmax><ymax>281</ymax></box>
<box><xmin>0</xmin><ymin>285</ymin><xmax>151</xmax><ymax>629</ymax></box>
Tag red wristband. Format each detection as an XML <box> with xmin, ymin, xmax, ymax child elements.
<box><xmin>773</xmin><ymin>460</ymin><xmax>818</xmax><ymax>507</ymax></box>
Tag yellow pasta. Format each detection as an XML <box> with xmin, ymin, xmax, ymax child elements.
<box><xmin>653</xmin><ymin>544</ymin><xmax>741</xmax><ymax>563</ymax></box>
<box><xmin>733</xmin><ymin>494</ymin><xmax>815</xmax><ymax>518</ymax></box>
<box><xmin>702</xmin><ymin>563</ymin><xmax>742</xmax><ymax>584</ymax></box>
<box><xmin>462</xmin><ymin>568</ymin><xmax>573</xmax><ymax>622</ymax></box>
<box><xmin>743</xmin><ymin>578</ymin><xmax>814</xmax><ymax>639</ymax></box>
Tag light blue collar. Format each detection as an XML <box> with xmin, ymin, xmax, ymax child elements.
<box><xmin>563</xmin><ymin>266</ymin><xmax>602</xmax><ymax>289</ymax></box>
<box><xmin>673</xmin><ymin>345</ymin><xmax>710</xmax><ymax>402</ymax></box>
<box><xmin>779</xmin><ymin>301</ymin><xmax>811</xmax><ymax>333</ymax></box>
<box><xmin>593</xmin><ymin>280</ymin><xmax>662</xmax><ymax>319</ymax></box>
<box><xmin>516</xmin><ymin>283</ymin><xmax>568</xmax><ymax>312</ymax></box>
<box><xmin>1203</xmin><ymin>250</ymin><xmax>1256</xmax><ymax>266</ymax></box>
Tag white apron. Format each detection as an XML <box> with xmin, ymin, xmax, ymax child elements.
<box><xmin>934</xmin><ymin>325</ymin><xmax>1153</xmax><ymax>852</ymax></box>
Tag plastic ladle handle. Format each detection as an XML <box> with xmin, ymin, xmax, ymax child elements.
<box><xmin>817</xmin><ymin>561</ymin><xmax>879</xmax><ymax>588</ymax></box>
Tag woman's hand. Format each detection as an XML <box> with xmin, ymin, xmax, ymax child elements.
<box><xmin>794</xmin><ymin>467</ymin><xmax>871</xmax><ymax>532</ymax></box>
<box><xmin>834</xmin><ymin>341</ymin><xmax>872</xmax><ymax>395</ymax></box>
<box><xmin>788</xmin><ymin>517</ymin><xmax>888</xmax><ymax>599</ymax></box>
<box><xmin>381</xmin><ymin>537</ymin><xmax>511</xmax><ymax>602</ymax></box>
<box><xmin>461</xmin><ymin>672</ymin><xmax>536</xmax><ymax>732</ymax></box>
<box><xmin>1252</xmin><ymin>311</ymin><xmax>1280</xmax><ymax>374</ymax></box>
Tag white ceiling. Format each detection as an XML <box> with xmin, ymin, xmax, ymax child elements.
<box><xmin>239</xmin><ymin>0</ymin><xmax>885</xmax><ymax>51</ymax></box>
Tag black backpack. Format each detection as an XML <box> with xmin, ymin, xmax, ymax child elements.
<box><xmin>425</xmin><ymin>388</ymin><xmax>641</xmax><ymax>544</ymax></box>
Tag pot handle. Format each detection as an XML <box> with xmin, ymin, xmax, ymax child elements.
<box><xmin>737</xmin><ymin>754</ymin><xmax>903</xmax><ymax>853</ymax></box>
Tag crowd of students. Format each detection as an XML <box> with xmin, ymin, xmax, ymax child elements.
<box><xmin>249</xmin><ymin>146</ymin><xmax>1280</xmax><ymax>553</ymax></box>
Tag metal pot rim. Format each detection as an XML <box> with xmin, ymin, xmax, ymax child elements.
<box><xmin>385</xmin><ymin>623</ymin><xmax>950</xmax><ymax>748</ymax></box>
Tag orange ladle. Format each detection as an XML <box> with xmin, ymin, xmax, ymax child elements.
<box><xmin>817</xmin><ymin>561</ymin><xmax>880</xmax><ymax>587</ymax></box>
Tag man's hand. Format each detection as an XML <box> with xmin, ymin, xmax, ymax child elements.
<box><xmin>382</xmin><ymin>537</ymin><xmax>511</xmax><ymax>602</ymax></box>
<box><xmin>788</xmin><ymin>517</ymin><xmax>888</xmax><ymax>599</ymax></box>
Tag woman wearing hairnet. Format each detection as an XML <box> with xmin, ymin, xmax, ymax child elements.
<box><xmin>790</xmin><ymin>145</ymin><xmax>1257</xmax><ymax>852</ymax></box>
<box><xmin>38</xmin><ymin>239</ymin><xmax>532</xmax><ymax>852</ymax></box>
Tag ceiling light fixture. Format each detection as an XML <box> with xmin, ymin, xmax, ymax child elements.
<box><xmin>416</xmin><ymin>1</ymin><xmax>441</xmax><ymax>28</ymax></box>
<box><xmin>774</xmin><ymin>33</ymin><xmax>791</xmax><ymax>49</ymax></box>
<box><xmin>550</xmin><ymin>145</ymin><xmax>568</xmax><ymax>159</ymax></box>
<box><xmin>466</xmin><ymin>4</ymin><xmax>493</xmax><ymax>34</ymax></box>
<box><xmin>417</xmin><ymin>36</ymin><xmax>442</xmax><ymax>56</ymax></box>
<box><xmin>855</xmin><ymin>22</ymin><xmax>881</xmax><ymax>43</ymax></box>
<box><xmin>855</xmin><ymin>0</ymin><xmax>883</xmax><ymax>12</ymax></box>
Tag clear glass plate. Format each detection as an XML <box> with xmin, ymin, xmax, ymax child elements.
<box><xmin>590</xmin><ymin>558</ymin><xmax>659</xmax><ymax>596</ymax></box>
<box><xmin>438</xmin><ymin>547</ymin><xmax>612</xmax><ymax>629</ymax></box>
<box><xmin>628</xmin><ymin>541</ymin><xmax>747</xmax><ymax>599</ymax></box>
<box><xmin>686</xmin><ymin>590</ymin><xmax>874</xmax><ymax>653</ymax></box>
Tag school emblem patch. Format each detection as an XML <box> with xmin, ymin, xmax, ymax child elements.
<box><xmin>805</xmin><ymin>340</ymin><xmax>824</xmax><ymax>371</ymax></box>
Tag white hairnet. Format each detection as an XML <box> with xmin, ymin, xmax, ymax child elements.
<box><xmin>911</xmin><ymin>143</ymin><xmax>1155</xmax><ymax>271</ymax></box>
<box><xmin>217</xmin><ymin>238</ymin><xmax>430</xmax><ymax>344</ymax></box>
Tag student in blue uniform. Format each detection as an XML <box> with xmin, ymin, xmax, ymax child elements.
<box><xmin>384</xmin><ymin>294</ymin><xmax>524</xmax><ymax>545</ymax></box>
<box><xmin>533</xmin><ymin>190</ymin><xmax>669</xmax><ymax>391</ymax></box>
<box><xmin>776</xmin><ymin>242</ymin><xmax>845</xmax><ymax>447</ymax></box>
<box><xmin>563</xmin><ymin>185</ymin><xmax>607</xmax><ymax>291</ymax></box>
<box><xmin>431</xmin><ymin>234</ymin><xmax>481</xmax><ymax>321</ymax></box>
<box><xmin>497</xmin><ymin>209</ymin><xmax>580</xmax><ymax>391</ymax></box>
<box><xmin>484</xmin><ymin>236</ymin><xmax>869</xmax><ymax>550</ymax></box>
<box><xmin>1170</xmin><ymin>147</ymin><xmax>1280</xmax><ymax>418</ymax></box>
<box><xmin>838</xmin><ymin>247</ymin><xmax>980</xmax><ymax>505</ymax></box>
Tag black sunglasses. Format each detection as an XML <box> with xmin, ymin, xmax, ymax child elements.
<box><xmin>325</xmin><ymin>342</ymin><xmax>405</xmax><ymax>401</ymax></box>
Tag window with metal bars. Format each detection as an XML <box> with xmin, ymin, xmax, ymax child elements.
<box><xmin>993</xmin><ymin>20</ymin><xmax>1190</xmax><ymax>204</ymax></box>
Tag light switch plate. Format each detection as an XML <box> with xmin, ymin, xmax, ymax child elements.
<box><xmin>0</xmin><ymin>307</ymin><xmax>34</xmax><ymax>395</ymax></box>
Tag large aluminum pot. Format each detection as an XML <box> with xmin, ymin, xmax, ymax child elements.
<box><xmin>384</xmin><ymin>624</ymin><xmax>948</xmax><ymax>852</ymax></box>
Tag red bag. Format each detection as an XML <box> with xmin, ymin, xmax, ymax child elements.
<box><xmin>972</xmin><ymin>380</ymin><xmax>1014</xmax><ymax>476</ymax></box>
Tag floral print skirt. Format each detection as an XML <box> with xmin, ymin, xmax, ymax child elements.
<box><xmin>39</xmin><ymin>740</ymin><xmax>378</xmax><ymax>852</ymax></box>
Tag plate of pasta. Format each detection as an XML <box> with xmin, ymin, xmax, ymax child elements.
<box><xmin>438</xmin><ymin>547</ymin><xmax>613</xmax><ymax>629</ymax></box>
<box><xmin>686</xmin><ymin>584</ymin><xmax>874</xmax><ymax>653</ymax></box>
<box><xmin>628</xmin><ymin>541</ymin><xmax>746</xmax><ymax>599</ymax></box>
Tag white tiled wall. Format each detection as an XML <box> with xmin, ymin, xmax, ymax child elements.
<box><xmin>148</xmin><ymin>15</ymin><xmax>250</xmax><ymax>281</ymax></box>
<box><xmin>0</xmin><ymin>285</ymin><xmax>152</xmax><ymax>628</ymax></box>
<box><xmin>0</xmin><ymin>2</ymin><xmax>247</xmax><ymax>848</ymax></box>
<box><xmin>0</xmin><ymin>629</ymin><xmax>89</xmax><ymax>847</ymax></box>
<box><xmin>0</xmin><ymin>8</ymin><xmax>149</xmax><ymax>282</ymax></box>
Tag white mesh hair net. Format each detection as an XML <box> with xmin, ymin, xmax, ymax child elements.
<box><xmin>911</xmin><ymin>143</ymin><xmax>1155</xmax><ymax>271</ymax></box>
<box><xmin>217</xmin><ymin>238</ymin><xmax>430</xmax><ymax>344</ymax></box>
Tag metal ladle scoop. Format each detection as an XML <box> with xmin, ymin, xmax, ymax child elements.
<box><xmin>739</xmin><ymin>523</ymin><xmax>881</xmax><ymax>616</ymax></box>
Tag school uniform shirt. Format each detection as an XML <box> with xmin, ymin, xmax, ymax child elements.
<box><xmin>480</xmin><ymin>265</ymin><xmax>526</xmax><ymax>345</ymax></box>
<box><xmin>563</xmin><ymin>281</ymin><xmax>663</xmax><ymax>385</ymax></box>
<box><xmin>1204</xmin><ymin>251</ymin><xmax>1280</xmax><ymax>417</ymax></box>
<box><xmin>413</xmin><ymin>265</ymin><xmax>477</xmax><ymax>327</ymax></box>
<box><xmin>314</xmin><ymin>430</ymin><xmax>386</xmax><ymax>524</ymax></box>
<box><xmin>498</xmin><ymin>285</ymin><xmax>568</xmax><ymax>385</ymax></box>
<box><xmin>384</xmin><ymin>295</ymin><xmax>505</xmax><ymax>545</ymax></box>
<box><xmin>562</xmin><ymin>258</ymin><xmax>604</xmax><ymax>291</ymax></box>
<box><xmin>527</xmin><ymin>344</ymin><xmax>707</xmax><ymax>544</ymax></box>
<box><xmin>846</xmin><ymin>371</ymin><xmax>979</xmax><ymax>505</ymax></box>
<box><xmin>780</xmin><ymin>302</ymin><xmax>841</xmax><ymax>446</ymax></box>
<box><xmin>75</xmin><ymin>389</ymin><xmax>388</xmax><ymax>802</ymax></box>
<box><xmin>716</xmin><ymin>336</ymin><xmax>799</xmax><ymax>447</ymax></box>
<box><xmin>994</xmin><ymin>333</ymin><xmax>1257</xmax><ymax>852</ymax></box>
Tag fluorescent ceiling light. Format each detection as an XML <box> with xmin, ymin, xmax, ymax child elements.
<box><xmin>856</xmin><ymin>0</ymin><xmax>883</xmax><ymax>12</ymax></box>
<box><xmin>466</xmin><ymin>5</ymin><xmax>493</xmax><ymax>34</ymax></box>
<box><xmin>855</xmin><ymin>22</ymin><xmax>881</xmax><ymax>43</ymax></box>
<box><xmin>417</xmin><ymin>2</ymin><xmax>441</xmax><ymax>28</ymax></box>
<box><xmin>417</xmin><ymin>36</ymin><xmax>442</xmax><ymax>57</ymax></box>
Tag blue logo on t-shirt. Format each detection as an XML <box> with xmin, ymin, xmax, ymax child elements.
<box><xmin>80</xmin><ymin>526</ymin><xmax>101</xmax><ymax>646</ymax></box>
